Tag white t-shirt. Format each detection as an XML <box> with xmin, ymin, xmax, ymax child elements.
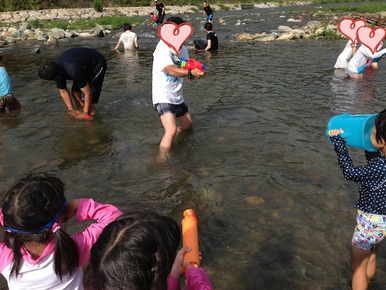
<box><xmin>347</xmin><ymin>44</ymin><xmax>386</xmax><ymax>73</ymax></box>
<box><xmin>152</xmin><ymin>40</ymin><xmax>189</xmax><ymax>105</ymax></box>
<box><xmin>334</xmin><ymin>40</ymin><xmax>355</xmax><ymax>69</ymax></box>
<box><xmin>119</xmin><ymin>31</ymin><xmax>137</xmax><ymax>50</ymax></box>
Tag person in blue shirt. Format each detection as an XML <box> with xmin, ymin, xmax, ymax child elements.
<box><xmin>0</xmin><ymin>55</ymin><xmax>21</xmax><ymax>113</ymax></box>
<box><xmin>328</xmin><ymin>109</ymin><xmax>386</xmax><ymax>290</ymax></box>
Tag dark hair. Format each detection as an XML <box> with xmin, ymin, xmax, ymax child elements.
<box><xmin>123</xmin><ymin>23</ymin><xmax>132</xmax><ymax>31</ymax></box>
<box><xmin>0</xmin><ymin>55</ymin><xmax>3</xmax><ymax>64</ymax></box>
<box><xmin>375</xmin><ymin>109</ymin><xmax>386</xmax><ymax>143</ymax></box>
<box><xmin>2</xmin><ymin>172</ymin><xmax>79</xmax><ymax>279</ymax></box>
<box><xmin>204</xmin><ymin>22</ymin><xmax>213</xmax><ymax>31</ymax></box>
<box><xmin>84</xmin><ymin>211</ymin><xmax>181</xmax><ymax>290</ymax></box>
<box><xmin>166</xmin><ymin>16</ymin><xmax>185</xmax><ymax>25</ymax></box>
<box><xmin>38</xmin><ymin>62</ymin><xmax>62</xmax><ymax>80</ymax></box>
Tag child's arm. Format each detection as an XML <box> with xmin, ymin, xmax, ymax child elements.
<box><xmin>167</xmin><ymin>247</ymin><xmax>188</xmax><ymax>290</ymax></box>
<box><xmin>365</xmin><ymin>150</ymin><xmax>381</xmax><ymax>163</ymax></box>
<box><xmin>329</xmin><ymin>130</ymin><xmax>377</xmax><ymax>182</ymax></box>
<box><xmin>72</xmin><ymin>198</ymin><xmax>122</xmax><ymax>266</ymax></box>
<box><xmin>114</xmin><ymin>40</ymin><xmax>122</xmax><ymax>50</ymax></box>
<box><xmin>363</xmin><ymin>47</ymin><xmax>386</xmax><ymax>60</ymax></box>
<box><xmin>168</xmin><ymin>247</ymin><xmax>213</xmax><ymax>290</ymax></box>
<box><xmin>185</xmin><ymin>265</ymin><xmax>213</xmax><ymax>290</ymax></box>
<box><xmin>62</xmin><ymin>199</ymin><xmax>80</xmax><ymax>223</ymax></box>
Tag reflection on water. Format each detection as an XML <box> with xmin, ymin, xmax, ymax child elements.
<box><xmin>0</xmin><ymin>7</ymin><xmax>386</xmax><ymax>289</ymax></box>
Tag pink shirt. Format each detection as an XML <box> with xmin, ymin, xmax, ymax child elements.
<box><xmin>0</xmin><ymin>198</ymin><xmax>122</xmax><ymax>290</ymax></box>
<box><xmin>167</xmin><ymin>268</ymin><xmax>213</xmax><ymax>290</ymax></box>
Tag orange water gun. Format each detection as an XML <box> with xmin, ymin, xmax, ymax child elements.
<box><xmin>181</xmin><ymin>209</ymin><xmax>200</xmax><ymax>274</ymax></box>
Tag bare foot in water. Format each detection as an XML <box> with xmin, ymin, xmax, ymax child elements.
<box><xmin>68</xmin><ymin>110</ymin><xmax>93</xmax><ymax>120</ymax></box>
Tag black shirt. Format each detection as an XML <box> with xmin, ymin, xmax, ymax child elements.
<box><xmin>156</xmin><ymin>2</ymin><xmax>165</xmax><ymax>16</ymax></box>
<box><xmin>204</xmin><ymin>5</ymin><xmax>213</xmax><ymax>16</ymax></box>
<box><xmin>207</xmin><ymin>32</ymin><xmax>218</xmax><ymax>50</ymax></box>
<box><xmin>55</xmin><ymin>47</ymin><xmax>106</xmax><ymax>90</ymax></box>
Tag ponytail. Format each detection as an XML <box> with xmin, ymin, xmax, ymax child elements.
<box><xmin>53</xmin><ymin>228</ymin><xmax>79</xmax><ymax>280</ymax></box>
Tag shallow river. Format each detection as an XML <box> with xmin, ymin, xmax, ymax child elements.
<box><xmin>1</xmin><ymin>5</ymin><xmax>386</xmax><ymax>290</ymax></box>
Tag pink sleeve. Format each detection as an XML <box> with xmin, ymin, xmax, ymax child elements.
<box><xmin>167</xmin><ymin>274</ymin><xmax>181</xmax><ymax>290</ymax></box>
<box><xmin>72</xmin><ymin>198</ymin><xmax>122</xmax><ymax>266</ymax></box>
<box><xmin>0</xmin><ymin>210</ymin><xmax>16</xmax><ymax>272</ymax></box>
<box><xmin>0</xmin><ymin>243</ymin><xmax>14</xmax><ymax>273</ymax></box>
<box><xmin>186</xmin><ymin>268</ymin><xmax>213</xmax><ymax>290</ymax></box>
<box><xmin>0</xmin><ymin>209</ymin><xmax>3</xmax><ymax>227</ymax></box>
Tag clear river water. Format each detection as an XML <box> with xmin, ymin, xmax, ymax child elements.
<box><xmin>0</xmin><ymin>4</ymin><xmax>386</xmax><ymax>290</ymax></box>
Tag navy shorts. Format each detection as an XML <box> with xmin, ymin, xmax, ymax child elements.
<box><xmin>72</xmin><ymin>61</ymin><xmax>107</xmax><ymax>104</ymax></box>
<box><xmin>155</xmin><ymin>103</ymin><xmax>189</xmax><ymax>118</ymax></box>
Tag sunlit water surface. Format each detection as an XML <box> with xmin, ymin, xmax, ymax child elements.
<box><xmin>1</xmin><ymin>6</ymin><xmax>386</xmax><ymax>290</ymax></box>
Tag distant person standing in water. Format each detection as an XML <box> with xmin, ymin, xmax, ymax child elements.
<box><xmin>114</xmin><ymin>23</ymin><xmax>139</xmax><ymax>51</ymax></box>
<box><xmin>203</xmin><ymin>1</ymin><xmax>213</xmax><ymax>23</ymax></box>
<box><xmin>150</xmin><ymin>12</ymin><xmax>159</xmax><ymax>29</ymax></box>
<box><xmin>38</xmin><ymin>47</ymin><xmax>107</xmax><ymax>120</ymax></box>
<box><xmin>155</xmin><ymin>0</ymin><xmax>166</xmax><ymax>25</ymax></box>
<box><xmin>346</xmin><ymin>41</ymin><xmax>386</xmax><ymax>79</ymax></box>
<box><xmin>334</xmin><ymin>39</ymin><xmax>357</xmax><ymax>69</ymax></box>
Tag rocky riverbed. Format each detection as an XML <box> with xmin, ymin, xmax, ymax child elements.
<box><xmin>0</xmin><ymin>4</ymin><xmax>385</xmax><ymax>48</ymax></box>
<box><xmin>0</xmin><ymin>5</ymin><xmax>243</xmax><ymax>47</ymax></box>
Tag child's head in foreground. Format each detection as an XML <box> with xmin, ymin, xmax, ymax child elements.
<box><xmin>2</xmin><ymin>172</ymin><xmax>78</xmax><ymax>279</ymax></box>
<box><xmin>84</xmin><ymin>211</ymin><xmax>181</xmax><ymax>290</ymax></box>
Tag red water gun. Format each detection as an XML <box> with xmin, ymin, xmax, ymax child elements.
<box><xmin>181</xmin><ymin>59</ymin><xmax>206</xmax><ymax>71</ymax></box>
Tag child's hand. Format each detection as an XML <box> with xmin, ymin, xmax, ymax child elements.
<box><xmin>192</xmin><ymin>68</ymin><xmax>204</xmax><ymax>79</ymax></box>
<box><xmin>328</xmin><ymin>129</ymin><xmax>344</xmax><ymax>137</ymax></box>
<box><xmin>170</xmin><ymin>246</ymin><xmax>191</xmax><ymax>281</ymax></box>
<box><xmin>62</xmin><ymin>199</ymin><xmax>80</xmax><ymax>223</ymax></box>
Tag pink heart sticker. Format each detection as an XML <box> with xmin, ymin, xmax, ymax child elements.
<box><xmin>158</xmin><ymin>21</ymin><xmax>193</xmax><ymax>54</ymax></box>
<box><xmin>357</xmin><ymin>26</ymin><xmax>386</xmax><ymax>54</ymax></box>
<box><xmin>338</xmin><ymin>18</ymin><xmax>366</xmax><ymax>44</ymax></box>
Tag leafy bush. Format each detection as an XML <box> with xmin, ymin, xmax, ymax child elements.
<box><xmin>93</xmin><ymin>0</ymin><xmax>103</xmax><ymax>12</ymax></box>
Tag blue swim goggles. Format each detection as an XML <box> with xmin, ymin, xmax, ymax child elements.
<box><xmin>5</xmin><ymin>196</ymin><xmax>67</xmax><ymax>234</ymax></box>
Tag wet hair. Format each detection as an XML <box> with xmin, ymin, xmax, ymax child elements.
<box><xmin>2</xmin><ymin>172</ymin><xmax>79</xmax><ymax>279</ymax></box>
<box><xmin>204</xmin><ymin>22</ymin><xmax>212</xmax><ymax>31</ymax></box>
<box><xmin>375</xmin><ymin>109</ymin><xmax>386</xmax><ymax>143</ymax></box>
<box><xmin>123</xmin><ymin>23</ymin><xmax>132</xmax><ymax>31</ymax></box>
<box><xmin>166</xmin><ymin>16</ymin><xmax>185</xmax><ymax>25</ymax></box>
<box><xmin>84</xmin><ymin>211</ymin><xmax>181</xmax><ymax>290</ymax></box>
<box><xmin>38</xmin><ymin>62</ymin><xmax>63</xmax><ymax>80</ymax></box>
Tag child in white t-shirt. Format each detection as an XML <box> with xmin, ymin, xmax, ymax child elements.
<box><xmin>114</xmin><ymin>23</ymin><xmax>138</xmax><ymax>51</ymax></box>
<box><xmin>152</xmin><ymin>17</ymin><xmax>204</xmax><ymax>155</ymax></box>
<box><xmin>346</xmin><ymin>41</ymin><xmax>386</xmax><ymax>79</ymax></box>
